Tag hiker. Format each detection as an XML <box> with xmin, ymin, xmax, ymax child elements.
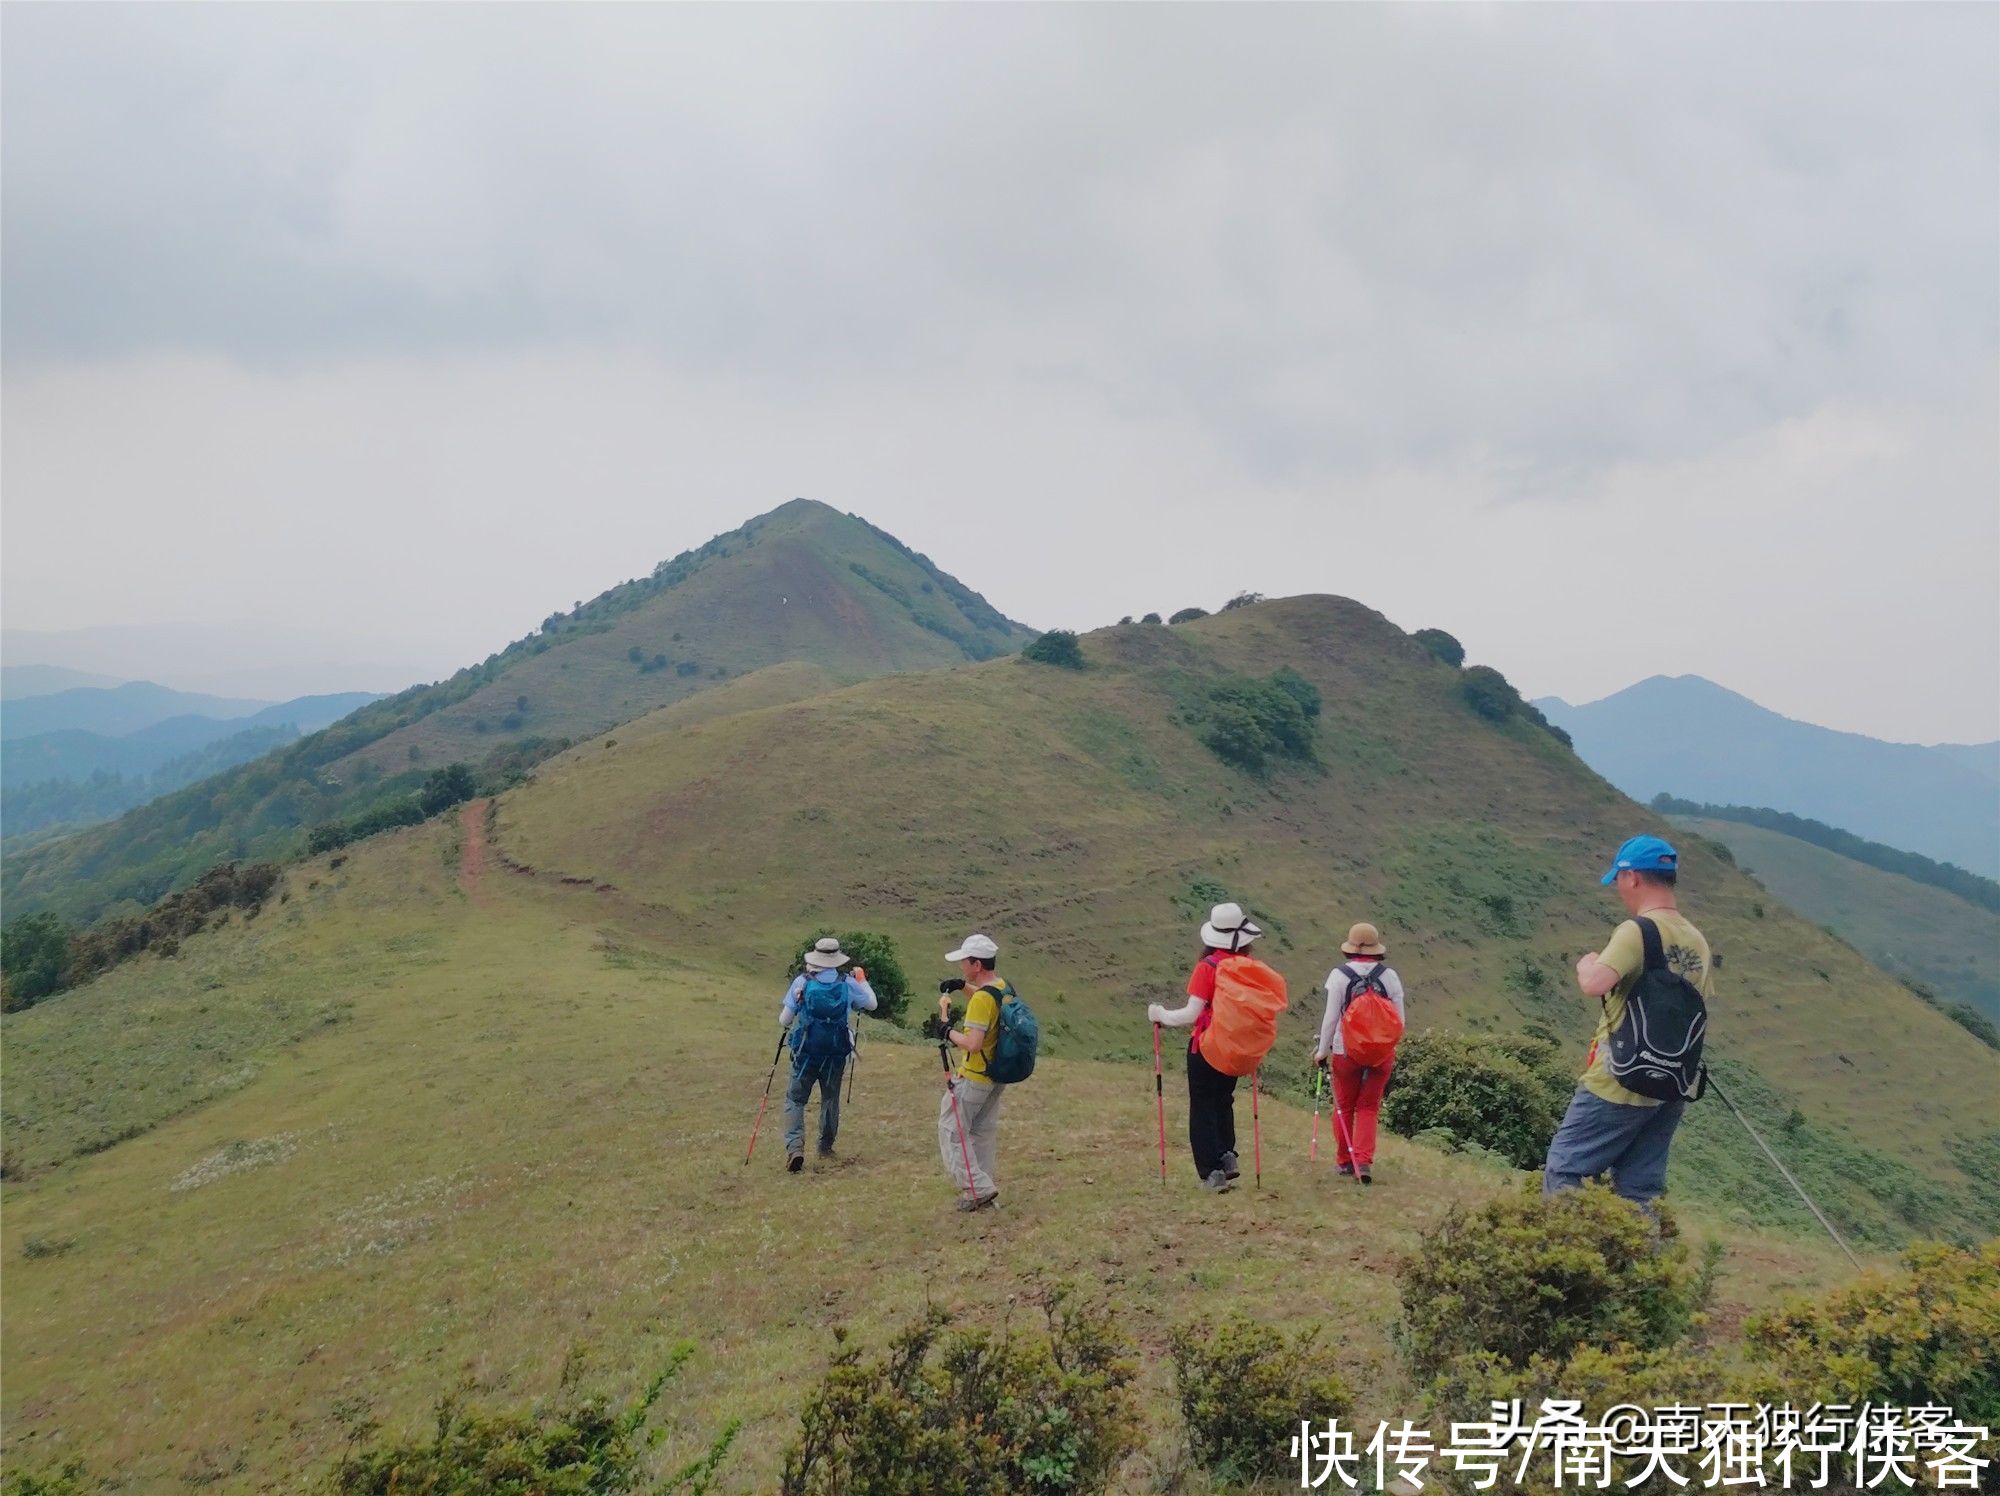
<box><xmin>777</xmin><ymin>937</ymin><xmax>877</xmax><ymax>1171</ymax></box>
<box><xmin>1313</xmin><ymin>922</ymin><xmax>1406</xmax><ymax>1184</ymax></box>
<box><xmin>935</xmin><ymin>933</ymin><xmax>1018</xmax><ymax>1212</ymax></box>
<box><xmin>1148</xmin><ymin>902</ymin><xmax>1287</xmax><ymax>1191</ymax></box>
<box><xmin>1543</xmin><ymin>835</ymin><xmax>1712</xmax><ymax>1211</ymax></box>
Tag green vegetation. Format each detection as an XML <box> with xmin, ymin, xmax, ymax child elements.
<box><xmin>787</xmin><ymin>929</ymin><xmax>910</xmax><ymax>1024</ymax></box>
<box><xmin>780</xmin><ymin>1289</ymin><xmax>1138</xmax><ymax>1494</ymax></box>
<box><xmin>1413</xmin><ymin>628</ymin><xmax>1465</xmax><ymax>668</ymax></box>
<box><xmin>1</xmin><ymin>725</ymin><xmax>298</xmax><ymax>839</ymax></box>
<box><xmin>1167</xmin><ymin>607</ymin><xmax>1208</xmax><ymax>624</ymax></box>
<box><xmin>1381</xmin><ymin>1031</ymin><xmax>1574</xmax><ymax>1168</ymax></box>
<box><xmin>1671</xmin><ymin>813</ymin><xmax>2000</xmax><ymax>1022</ymax></box>
<box><xmin>0</xmin><ymin>913</ymin><xmax>70</xmax><ymax>1010</ymax></box>
<box><xmin>1022</xmin><ymin>630</ymin><xmax>1086</xmax><ymax>670</ymax></box>
<box><xmin>307</xmin><ymin>763</ymin><xmax>479</xmax><ymax>855</ymax></box>
<box><xmin>331</xmin><ymin>1341</ymin><xmax>738</xmax><ymax>1494</ymax></box>
<box><xmin>1167</xmin><ymin>1316</ymin><xmax>1350</xmax><ymax>1485</ymax></box>
<box><xmin>1657</xmin><ymin>794</ymin><xmax>2000</xmax><ymax>912</ymax></box>
<box><xmin>1459</xmin><ymin>664</ymin><xmax>1572</xmax><ymax>746</ymax></box>
<box><xmin>1219</xmin><ymin>591</ymin><xmax>1263</xmax><ymax>611</ymax></box>
<box><xmin>1197</xmin><ymin>671</ymin><xmax>1318</xmax><ymax>773</ymax></box>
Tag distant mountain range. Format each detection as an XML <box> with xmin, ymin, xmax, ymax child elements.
<box><xmin>1536</xmin><ymin>675</ymin><xmax>2000</xmax><ymax>879</ymax></box>
<box><xmin>0</xmin><ymin>664</ymin><xmax>125</xmax><ymax>699</ymax></box>
<box><xmin>2</xmin><ymin>680</ymin><xmax>278</xmax><ymax>741</ymax></box>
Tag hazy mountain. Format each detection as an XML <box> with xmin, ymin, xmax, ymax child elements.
<box><xmin>0</xmin><ymin>664</ymin><xmax>124</xmax><ymax>699</ymax></box>
<box><xmin>0</xmin><ymin>681</ymin><xmax>273</xmax><ymax>741</ymax></box>
<box><xmin>1536</xmin><ymin>675</ymin><xmax>2000</xmax><ymax>878</ymax></box>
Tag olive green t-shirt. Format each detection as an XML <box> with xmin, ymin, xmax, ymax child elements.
<box><xmin>1581</xmin><ymin>910</ymin><xmax>1713</xmax><ymax>1107</ymax></box>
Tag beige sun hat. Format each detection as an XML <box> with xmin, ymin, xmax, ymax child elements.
<box><xmin>1200</xmin><ymin>901</ymin><xmax>1263</xmax><ymax>952</ymax></box>
<box><xmin>803</xmin><ymin>937</ymin><xmax>850</xmax><ymax>970</ymax></box>
<box><xmin>1341</xmin><ymin>922</ymin><xmax>1387</xmax><ymax>958</ymax></box>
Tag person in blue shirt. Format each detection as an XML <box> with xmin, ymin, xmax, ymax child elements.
<box><xmin>778</xmin><ymin>938</ymin><xmax>878</xmax><ymax>1171</ymax></box>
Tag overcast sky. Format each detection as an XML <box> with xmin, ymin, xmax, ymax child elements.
<box><xmin>4</xmin><ymin>5</ymin><xmax>1996</xmax><ymax>741</ymax></box>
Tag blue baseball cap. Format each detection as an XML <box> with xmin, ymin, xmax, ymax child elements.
<box><xmin>1601</xmin><ymin>834</ymin><xmax>1678</xmax><ymax>885</ymax></box>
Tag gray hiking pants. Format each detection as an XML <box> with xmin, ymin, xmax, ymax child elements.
<box><xmin>938</xmin><ymin>1078</ymin><xmax>1006</xmax><ymax>1200</ymax></box>
<box><xmin>1542</xmin><ymin>1086</ymin><xmax>1685</xmax><ymax>1210</ymax></box>
<box><xmin>783</xmin><ymin>1055</ymin><xmax>845</xmax><ymax>1157</ymax></box>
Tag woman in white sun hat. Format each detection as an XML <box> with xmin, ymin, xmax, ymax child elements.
<box><xmin>1149</xmin><ymin>902</ymin><xmax>1264</xmax><ymax>1191</ymax></box>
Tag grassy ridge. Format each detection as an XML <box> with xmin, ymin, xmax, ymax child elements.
<box><xmin>2</xmin><ymin>501</ymin><xmax>1031</xmax><ymax>924</ymax></box>
<box><xmin>1</xmin><ymin>817</ymin><xmax>1857</xmax><ymax>1489</ymax></box>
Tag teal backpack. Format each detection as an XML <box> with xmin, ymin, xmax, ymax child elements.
<box><xmin>982</xmin><ymin>980</ymin><xmax>1039</xmax><ymax>1085</ymax></box>
<box><xmin>791</xmin><ymin>975</ymin><xmax>854</xmax><ymax>1067</ymax></box>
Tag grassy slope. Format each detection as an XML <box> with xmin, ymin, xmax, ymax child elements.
<box><xmin>1675</xmin><ymin>816</ymin><xmax>2000</xmax><ymax>1023</ymax></box>
<box><xmin>2</xmin><ymin>501</ymin><xmax>1032</xmax><ymax>923</ymax></box>
<box><xmin>2</xmin><ymin>815</ymin><xmax>1854</xmax><ymax>1489</ymax></box>
<box><xmin>502</xmin><ymin>598</ymin><xmax>2000</xmax><ymax>1245</ymax></box>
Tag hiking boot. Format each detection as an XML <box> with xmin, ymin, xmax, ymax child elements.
<box><xmin>955</xmin><ymin>1193</ymin><xmax>999</xmax><ymax>1213</ymax></box>
<box><xmin>1220</xmin><ymin>1150</ymin><xmax>1241</xmax><ymax>1181</ymax></box>
<box><xmin>786</xmin><ymin>1153</ymin><xmax>804</xmax><ymax>1174</ymax></box>
<box><xmin>817</xmin><ymin>1145</ymin><xmax>836</xmax><ymax>1159</ymax></box>
<box><xmin>1336</xmin><ymin>1162</ymin><xmax>1355</xmax><ymax>1177</ymax></box>
<box><xmin>1201</xmin><ymin>1169</ymin><xmax>1233</xmax><ymax>1193</ymax></box>
<box><xmin>1358</xmin><ymin>1169</ymin><xmax>1373</xmax><ymax>1185</ymax></box>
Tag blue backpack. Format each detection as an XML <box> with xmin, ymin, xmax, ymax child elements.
<box><xmin>982</xmin><ymin>980</ymin><xmax>1039</xmax><ymax>1085</ymax></box>
<box><xmin>791</xmin><ymin>975</ymin><xmax>854</xmax><ymax>1067</ymax></box>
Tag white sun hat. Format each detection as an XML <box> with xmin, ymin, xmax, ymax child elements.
<box><xmin>944</xmin><ymin>933</ymin><xmax>999</xmax><ymax>963</ymax></box>
<box><xmin>803</xmin><ymin>937</ymin><xmax>849</xmax><ymax>970</ymax></box>
<box><xmin>1200</xmin><ymin>901</ymin><xmax>1263</xmax><ymax>951</ymax></box>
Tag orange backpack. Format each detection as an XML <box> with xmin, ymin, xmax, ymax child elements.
<box><xmin>1199</xmin><ymin>955</ymin><xmax>1289</xmax><ymax>1077</ymax></box>
<box><xmin>1336</xmin><ymin>963</ymin><xmax>1404</xmax><ymax>1068</ymax></box>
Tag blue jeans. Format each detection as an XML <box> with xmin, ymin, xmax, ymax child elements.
<box><xmin>1542</xmin><ymin>1087</ymin><xmax>1685</xmax><ymax>1208</ymax></box>
<box><xmin>784</xmin><ymin>1055</ymin><xmax>845</xmax><ymax>1157</ymax></box>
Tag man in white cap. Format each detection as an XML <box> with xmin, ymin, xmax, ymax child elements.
<box><xmin>936</xmin><ymin>932</ymin><xmax>1014</xmax><ymax>1211</ymax></box>
<box><xmin>777</xmin><ymin>937</ymin><xmax>877</xmax><ymax>1171</ymax></box>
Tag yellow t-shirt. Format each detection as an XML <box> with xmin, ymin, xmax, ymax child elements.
<box><xmin>1581</xmin><ymin>911</ymin><xmax>1713</xmax><ymax>1107</ymax></box>
<box><xmin>958</xmin><ymin>983</ymin><xmax>1005</xmax><ymax>1084</ymax></box>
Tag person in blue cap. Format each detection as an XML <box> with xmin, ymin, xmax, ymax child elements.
<box><xmin>1541</xmin><ymin>834</ymin><xmax>1713</xmax><ymax>1211</ymax></box>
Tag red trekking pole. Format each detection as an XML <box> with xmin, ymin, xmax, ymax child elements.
<box><xmin>1327</xmin><ymin>1078</ymin><xmax>1364</xmax><ymax>1188</ymax></box>
<box><xmin>1251</xmin><ymin>1067</ymin><xmax>1263</xmax><ymax>1189</ymax></box>
<box><xmin>1152</xmin><ymin>1023</ymin><xmax>1167</xmax><ymax>1184</ymax></box>
<box><xmin>743</xmin><ymin>1031</ymin><xmax>788</xmax><ymax>1166</ymax></box>
<box><xmin>939</xmin><ymin>1040</ymin><xmax>979</xmax><ymax>1206</ymax></box>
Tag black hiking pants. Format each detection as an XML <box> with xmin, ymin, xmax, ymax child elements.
<box><xmin>1186</xmin><ymin>1044</ymin><xmax>1238</xmax><ymax>1179</ymax></box>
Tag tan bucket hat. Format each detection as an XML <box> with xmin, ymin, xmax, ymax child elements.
<box><xmin>803</xmin><ymin>937</ymin><xmax>850</xmax><ymax>970</ymax></box>
<box><xmin>1340</xmin><ymin>922</ymin><xmax>1386</xmax><ymax>957</ymax></box>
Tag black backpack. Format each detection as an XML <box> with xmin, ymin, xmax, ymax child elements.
<box><xmin>1603</xmin><ymin>917</ymin><xmax>1708</xmax><ymax>1102</ymax></box>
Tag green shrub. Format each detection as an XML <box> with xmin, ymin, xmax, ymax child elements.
<box><xmin>1746</xmin><ymin>1239</ymin><xmax>2000</xmax><ymax>1425</ymax></box>
<box><xmin>1398</xmin><ymin>1181</ymin><xmax>1702</xmax><ymax>1382</ymax></box>
<box><xmin>1021</xmin><ymin>630</ymin><xmax>1086</xmax><ymax>670</ymax></box>
<box><xmin>789</xmin><ymin>929</ymin><xmax>910</xmax><ymax>1025</ymax></box>
<box><xmin>1414</xmin><ymin>628</ymin><xmax>1466</xmax><ymax>668</ymax></box>
<box><xmin>1200</xmin><ymin>674</ymin><xmax>1316</xmax><ymax>773</ymax></box>
<box><xmin>1140</xmin><ymin>612</ymin><xmax>1162</xmax><ymax>624</ymax></box>
<box><xmin>419</xmin><ymin>763</ymin><xmax>478</xmax><ymax>817</ymax></box>
<box><xmin>330</xmin><ymin>1341</ymin><xmax>736</xmax><ymax>1493</ymax></box>
<box><xmin>1</xmin><ymin>1457</ymin><xmax>96</xmax><ymax>1495</ymax></box>
<box><xmin>780</xmin><ymin>1288</ymin><xmax>1140</xmax><ymax>1495</ymax></box>
<box><xmin>1267</xmin><ymin>665</ymin><xmax>1321</xmax><ymax>718</ymax></box>
<box><xmin>1168</xmin><ymin>607</ymin><xmax>1208</xmax><ymax>624</ymax></box>
<box><xmin>1167</xmin><ymin>1314</ymin><xmax>1351</xmax><ymax>1485</ymax></box>
<box><xmin>2</xmin><ymin>911</ymin><xmax>72</xmax><ymax>1010</ymax></box>
<box><xmin>1381</xmin><ymin>1031</ymin><xmax>1574</xmax><ymax>1168</ymax></box>
<box><xmin>1220</xmin><ymin>590</ymin><xmax>1263</xmax><ymax>611</ymax></box>
<box><xmin>1459</xmin><ymin>664</ymin><xmax>1522</xmax><ymax>722</ymax></box>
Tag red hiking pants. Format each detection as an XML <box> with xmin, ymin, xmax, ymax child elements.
<box><xmin>1329</xmin><ymin>1055</ymin><xmax>1393</xmax><ymax>1169</ymax></box>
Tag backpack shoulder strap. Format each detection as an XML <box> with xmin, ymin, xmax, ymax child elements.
<box><xmin>1635</xmin><ymin>917</ymin><xmax>1666</xmax><ymax>973</ymax></box>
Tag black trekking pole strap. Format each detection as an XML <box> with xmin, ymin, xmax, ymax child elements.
<box><xmin>1706</xmin><ymin>1073</ymin><xmax>1861</xmax><ymax>1271</ymax></box>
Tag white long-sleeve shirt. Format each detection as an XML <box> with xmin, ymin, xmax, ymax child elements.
<box><xmin>1317</xmin><ymin>960</ymin><xmax>1405</xmax><ymax>1059</ymax></box>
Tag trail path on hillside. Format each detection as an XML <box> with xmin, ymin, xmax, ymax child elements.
<box><xmin>459</xmin><ymin>798</ymin><xmax>489</xmax><ymax>901</ymax></box>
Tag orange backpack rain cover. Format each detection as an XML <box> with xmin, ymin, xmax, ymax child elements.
<box><xmin>1339</xmin><ymin>979</ymin><xmax>1404</xmax><ymax>1068</ymax></box>
<box><xmin>1199</xmin><ymin>956</ymin><xmax>1289</xmax><ymax>1077</ymax></box>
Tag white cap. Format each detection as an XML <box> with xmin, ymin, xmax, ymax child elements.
<box><xmin>944</xmin><ymin>933</ymin><xmax>999</xmax><ymax>963</ymax></box>
<box><xmin>1199</xmin><ymin>901</ymin><xmax>1263</xmax><ymax>951</ymax></box>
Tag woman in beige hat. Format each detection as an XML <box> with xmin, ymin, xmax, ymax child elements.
<box><xmin>1313</xmin><ymin>922</ymin><xmax>1405</xmax><ymax>1183</ymax></box>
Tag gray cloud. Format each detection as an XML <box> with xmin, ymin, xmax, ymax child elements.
<box><xmin>3</xmin><ymin>4</ymin><xmax>1996</xmax><ymax>739</ymax></box>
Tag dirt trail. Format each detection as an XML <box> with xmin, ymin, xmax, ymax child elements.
<box><xmin>459</xmin><ymin>798</ymin><xmax>490</xmax><ymax>899</ymax></box>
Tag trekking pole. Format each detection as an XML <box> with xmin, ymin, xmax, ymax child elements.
<box><xmin>1251</xmin><ymin>1068</ymin><xmax>1263</xmax><ymax>1190</ymax></box>
<box><xmin>1152</xmin><ymin>1023</ymin><xmax>1167</xmax><ymax>1184</ymax></box>
<box><xmin>1707</xmin><ymin>1073</ymin><xmax>1861</xmax><ymax>1270</ymax></box>
<box><xmin>846</xmin><ymin>1016</ymin><xmax>859</xmax><ymax>1105</ymax></box>
<box><xmin>742</xmin><ymin>1031</ymin><xmax>788</xmax><ymax>1166</ymax></box>
<box><xmin>1328</xmin><ymin>1102</ymin><xmax>1363</xmax><ymax>1187</ymax></box>
<box><xmin>1310</xmin><ymin>1064</ymin><xmax>1324</xmax><ymax>1164</ymax></box>
<box><xmin>938</xmin><ymin>1040</ymin><xmax>979</xmax><ymax>1206</ymax></box>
